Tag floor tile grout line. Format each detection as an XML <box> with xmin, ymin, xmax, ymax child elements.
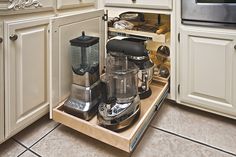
<box><xmin>13</xmin><ymin>123</ymin><xmax>60</xmax><ymax>157</ymax></box>
<box><xmin>27</xmin><ymin>149</ymin><xmax>42</xmax><ymax>157</ymax></box>
<box><xmin>16</xmin><ymin>150</ymin><xmax>27</xmax><ymax>157</ymax></box>
<box><xmin>12</xmin><ymin>139</ymin><xmax>41</xmax><ymax>157</ymax></box>
<box><xmin>150</xmin><ymin>125</ymin><xmax>236</xmax><ymax>157</ymax></box>
<box><xmin>28</xmin><ymin>123</ymin><xmax>61</xmax><ymax>149</ymax></box>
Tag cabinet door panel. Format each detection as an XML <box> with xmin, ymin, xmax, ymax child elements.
<box><xmin>57</xmin><ymin>0</ymin><xmax>95</xmax><ymax>10</ymax></box>
<box><xmin>180</xmin><ymin>26</ymin><xmax>236</xmax><ymax>116</ymax></box>
<box><xmin>18</xmin><ymin>27</ymin><xmax>47</xmax><ymax>116</ymax></box>
<box><xmin>0</xmin><ymin>23</ymin><xmax>4</xmax><ymax>143</ymax></box>
<box><xmin>189</xmin><ymin>37</ymin><xmax>231</xmax><ymax>101</ymax></box>
<box><xmin>5</xmin><ymin>18</ymin><xmax>50</xmax><ymax>137</ymax></box>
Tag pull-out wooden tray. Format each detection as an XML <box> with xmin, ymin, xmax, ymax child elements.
<box><xmin>53</xmin><ymin>81</ymin><xmax>169</xmax><ymax>152</ymax></box>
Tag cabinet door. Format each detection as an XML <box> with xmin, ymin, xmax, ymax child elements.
<box><xmin>50</xmin><ymin>9</ymin><xmax>105</xmax><ymax>116</ymax></box>
<box><xmin>180</xmin><ymin>26</ymin><xmax>236</xmax><ymax>117</ymax></box>
<box><xmin>0</xmin><ymin>23</ymin><xmax>4</xmax><ymax>143</ymax></box>
<box><xmin>57</xmin><ymin>0</ymin><xmax>96</xmax><ymax>10</ymax></box>
<box><xmin>105</xmin><ymin>0</ymin><xmax>172</xmax><ymax>10</ymax></box>
<box><xmin>4</xmin><ymin>18</ymin><xmax>50</xmax><ymax>137</ymax></box>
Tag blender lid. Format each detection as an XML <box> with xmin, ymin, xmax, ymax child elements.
<box><xmin>70</xmin><ymin>31</ymin><xmax>99</xmax><ymax>47</ymax></box>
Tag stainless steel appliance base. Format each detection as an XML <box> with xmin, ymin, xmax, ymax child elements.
<box><xmin>63</xmin><ymin>81</ymin><xmax>101</xmax><ymax>120</ymax></box>
<box><xmin>97</xmin><ymin>95</ymin><xmax>141</xmax><ymax>131</ymax></box>
<box><xmin>63</xmin><ymin>98</ymin><xmax>99</xmax><ymax>120</ymax></box>
<box><xmin>97</xmin><ymin>106</ymin><xmax>140</xmax><ymax>132</ymax></box>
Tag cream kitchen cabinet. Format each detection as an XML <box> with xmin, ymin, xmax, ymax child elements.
<box><xmin>179</xmin><ymin>25</ymin><xmax>236</xmax><ymax>118</ymax></box>
<box><xmin>50</xmin><ymin>9</ymin><xmax>169</xmax><ymax>152</ymax></box>
<box><xmin>0</xmin><ymin>23</ymin><xmax>4</xmax><ymax>143</ymax></box>
<box><xmin>4</xmin><ymin>17</ymin><xmax>50</xmax><ymax>137</ymax></box>
<box><xmin>104</xmin><ymin>0</ymin><xmax>172</xmax><ymax>10</ymax></box>
<box><xmin>56</xmin><ymin>0</ymin><xmax>96</xmax><ymax>10</ymax></box>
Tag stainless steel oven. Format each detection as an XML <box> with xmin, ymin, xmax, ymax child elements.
<box><xmin>182</xmin><ymin>0</ymin><xmax>236</xmax><ymax>27</ymax></box>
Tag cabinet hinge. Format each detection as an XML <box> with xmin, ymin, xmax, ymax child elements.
<box><xmin>178</xmin><ymin>84</ymin><xmax>180</xmax><ymax>94</ymax></box>
<box><xmin>178</xmin><ymin>33</ymin><xmax>180</xmax><ymax>42</ymax></box>
<box><xmin>102</xmin><ymin>10</ymin><xmax>108</xmax><ymax>21</ymax></box>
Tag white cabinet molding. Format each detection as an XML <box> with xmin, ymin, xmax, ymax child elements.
<box><xmin>8</xmin><ymin>0</ymin><xmax>42</xmax><ymax>10</ymax></box>
<box><xmin>0</xmin><ymin>22</ymin><xmax>4</xmax><ymax>143</ymax></box>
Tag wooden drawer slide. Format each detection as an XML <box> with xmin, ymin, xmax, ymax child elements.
<box><xmin>53</xmin><ymin>81</ymin><xmax>168</xmax><ymax>152</ymax></box>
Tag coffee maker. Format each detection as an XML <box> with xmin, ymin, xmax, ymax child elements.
<box><xmin>121</xmin><ymin>38</ymin><xmax>155</xmax><ymax>99</ymax></box>
<box><xmin>63</xmin><ymin>31</ymin><xmax>101</xmax><ymax>120</ymax></box>
<box><xmin>97</xmin><ymin>39</ymin><xmax>142</xmax><ymax>131</ymax></box>
<box><xmin>128</xmin><ymin>53</ymin><xmax>154</xmax><ymax>99</ymax></box>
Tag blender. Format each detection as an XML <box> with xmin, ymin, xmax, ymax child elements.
<box><xmin>63</xmin><ymin>31</ymin><xmax>101</xmax><ymax>120</ymax></box>
<box><xmin>97</xmin><ymin>39</ymin><xmax>141</xmax><ymax>131</ymax></box>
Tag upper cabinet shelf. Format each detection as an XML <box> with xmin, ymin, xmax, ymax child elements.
<box><xmin>104</xmin><ymin>0</ymin><xmax>172</xmax><ymax>10</ymax></box>
<box><xmin>108</xmin><ymin>27</ymin><xmax>170</xmax><ymax>43</ymax></box>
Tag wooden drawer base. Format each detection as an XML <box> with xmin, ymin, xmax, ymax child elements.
<box><xmin>53</xmin><ymin>81</ymin><xmax>168</xmax><ymax>152</ymax></box>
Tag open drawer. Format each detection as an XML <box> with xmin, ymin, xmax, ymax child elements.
<box><xmin>53</xmin><ymin>81</ymin><xmax>169</xmax><ymax>152</ymax></box>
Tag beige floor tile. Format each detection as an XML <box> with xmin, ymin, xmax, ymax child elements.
<box><xmin>151</xmin><ymin>100</ymin><xmax>236</xmax><ymax>155</ymax></box>
<box><xmin>0</xmin><ymin>139</ymin><xmax>26</xmax><ymax>157</ymax></box>
<box><xmin>31</xmin><ymin>125</ymin><xmax>130</xmax><ymax>157</ymax></box>
<box><xmin>14</xmin><ymin>114</ymin><xmax>59</xmax><ymax>147</ymax></box>
<box><xmin>19</xmin><ymin>151</ymin><xmax>38</xmax><ymax>157</ymax></box>
<box><xmin>132</xmin><ymin>127</ymin><xmax>235</xmax><ymax>157</ymax></box>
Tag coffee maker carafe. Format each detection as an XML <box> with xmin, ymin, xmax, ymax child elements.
<box><xmin>97</xmin><ymin>39</ymin><xmax>143</xmax><ymax>131</ymax></box>
<box><xmin>121</xmin><ymin>38</ymin><xmax>155</xmax><ymax>99</ymax></box>
<box><xmin>63</xmin><ymin>31</ymin><xmax>101</xmax><ymax>120</ymax></box>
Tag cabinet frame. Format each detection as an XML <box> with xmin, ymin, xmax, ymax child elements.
<box><xmin>0</xmin><ymin>22</ymin><xmax>4</xmax><ymax>143</ymax></box>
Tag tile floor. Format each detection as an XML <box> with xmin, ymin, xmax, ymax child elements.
<box><xmin>0</xmin><ymin>100</ymin><xmax>236</xmax><ymax>157</ymax></box>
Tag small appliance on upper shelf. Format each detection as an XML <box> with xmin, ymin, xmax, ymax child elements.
<box><xmin>108</xmin><ymin>12</ymin><xmax>170</xmax><ymax>43</ymax></box>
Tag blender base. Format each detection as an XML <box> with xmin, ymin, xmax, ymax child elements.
<box><xmin>63</xmin><ymin>98</ymin><xmax>99</xmax><ymax>121</ymax></box>
<box><xmin>63</xmin><ymin>81</ymin><xmax>101</xmax><ymax>121</ymax></box>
